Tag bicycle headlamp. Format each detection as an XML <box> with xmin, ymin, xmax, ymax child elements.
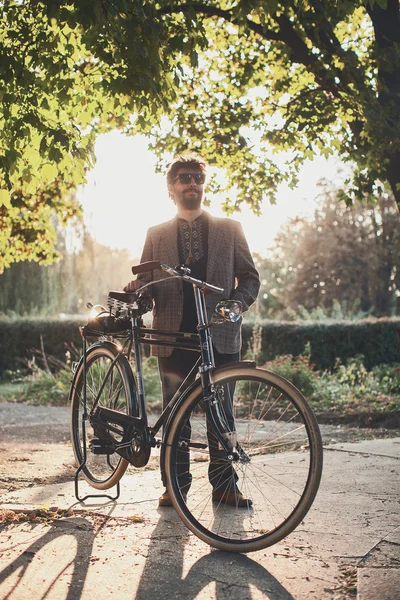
<box><xmin>214</xmin><ymin>300</ymin><xmax>243</xmax><ymax>323</ymax></box>
<box><xmin>86</xmin><ymin>303</ymin><xmax>115</xmax><ymax>331</ymax></box>
<box><xmin>87</xmin><ymin>303</ymin><xmax>108</xmax><ymax>320</ymax></box>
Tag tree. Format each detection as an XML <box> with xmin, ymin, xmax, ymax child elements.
<box><xmin>0</xmin><ymin>222</ymin><xmax>136</xmax><ymax>316</ymax></box>
<box><xmin>252</xmin><ymin>222</ymin><xmax>301</xmax><ymax>318</ymax></box>
<box><xmin>0</xmin><ymin>0</ymin><xmax>176</xmax><ymax>270</ymax></box>
<box><xmin>1</xmin><ymin>1</ymin><xmax>399</xmax><ymax>270</ymax></box>
<box><xmin>278</xmin><ymin>189</ymin><xmax>400</xmax><ymax>317</ymax></box>
<box><xmin>150</xmin><ymin>0</ymin><xmax>400</xmax><ymax>214</ymax></box>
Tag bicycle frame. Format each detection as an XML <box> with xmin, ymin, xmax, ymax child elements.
<box><xmin>74</xmin><ymin>266</ymin><xmax>241</xmax><ymax>501</ymax></box>
<box><xmin>82</xmin><ymin>281</ymin><xmax>238</xmax><ymax>449</ymax></box>
<box><xmin>129</xmin><ymin>283</ymin><xmax>236</xmax><ymax>455</ymax></box>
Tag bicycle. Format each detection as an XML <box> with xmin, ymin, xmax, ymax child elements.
<box><xmin>69</xmin><ymin>262</ymin><xmax>323</xmax><ymax>553</ymax></box>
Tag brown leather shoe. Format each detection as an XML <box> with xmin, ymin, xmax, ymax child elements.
<box><xmin>158</xmin><ymin>489</ymin><xmax>187</xmax><ymax>507</ymax></box>
<box><xmin>212</xmin><ymin>489</ymin><xmax>253</xmax><ymax>508</ymax></box>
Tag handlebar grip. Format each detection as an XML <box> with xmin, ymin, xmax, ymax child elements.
<box><xmin>131</xmin><ymin>261</ymin><xmax>161</xmax><ymax>275</ymax></box>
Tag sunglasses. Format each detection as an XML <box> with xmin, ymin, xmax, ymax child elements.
<box><xmin>175</xmin><ymin>173</ymin><xmax>206</xmax><ymax>185</ymax></box>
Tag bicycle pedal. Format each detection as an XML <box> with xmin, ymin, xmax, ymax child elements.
<box><xmin>89</xmin><ymin>439</ymin><xmax>115</xmax><ymax>455</ymax></box>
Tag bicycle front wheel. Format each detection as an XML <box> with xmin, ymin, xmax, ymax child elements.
<box><xmin>70</xmin><ymin>343</ymin><xmax>136</xmax><ymax>490</ymax></box>
<box><xmin>165</xmin><ymin>366</ymin><xmax>323</xmax><ymax>552</ymax></box>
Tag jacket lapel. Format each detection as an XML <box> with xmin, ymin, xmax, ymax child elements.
<box><xmin>207</xmin><ymin>213</ymin><xmax>225</xmax><ymax>282</ymax></box>
<box><xmin>160</xmin><ymin>217</ymin><xmax>179</xmax><ymax>267</ymax></box>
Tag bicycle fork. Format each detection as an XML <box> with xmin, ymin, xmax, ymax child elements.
<box><xmin>193</xmin><ymin>286</ymin><xmax>249</xmax><ymax>464</ymax></box>
<box><xmin>204</xmin><ymin>383</ymin><xmax>250</xmax><ymax>464</ymax></box>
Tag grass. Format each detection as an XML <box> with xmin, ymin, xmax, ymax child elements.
<box><xmin>261</xmin><ymin>353</ymin><xmax>400</xmax><ymax>419</ymax></box>
<box><xmin>1</xmin><ymin>353</ymin><xmax>399</xmax><ymax>425</ymax></box>
<box><xmin>0</xmin><ymin>381</ymin><xmax>26</xmax><ymax>402</ymax></box>
<box><xmin>0</xmin><ymin>367</ymin><xmax>73</xmax><ymax>406</ymax></box>
<box><xmin>0</xmin><ymin>356</ymin><xmax>162</xmax><ymax>409</ymax></box>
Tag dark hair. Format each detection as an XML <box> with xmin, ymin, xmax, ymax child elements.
<box><xmin>166</xmin><ymin>153</ymin><xmax>207</xmax><ymax>187</ymax></box>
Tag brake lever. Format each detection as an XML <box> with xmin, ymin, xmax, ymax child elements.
<box><xmin>175</xmin><ymin>264</ymin><xmax>191</xmax><ymax>276</ymax></box>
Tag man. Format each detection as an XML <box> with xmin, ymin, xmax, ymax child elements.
<box><xmin>124</xmin><ymin>153</ymin><xmax>260</xmax><ymax>507</ymax></box>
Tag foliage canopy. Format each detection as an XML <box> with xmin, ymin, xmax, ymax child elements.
<box><xmin>1</xmin><ymin>0</ymin><xmax>399</xmax><ymax>269</ymax></box>
<box><xmin>254</xmin><ymin>189</ymin><xmax>400</xmax><ymax>319</ymax></box>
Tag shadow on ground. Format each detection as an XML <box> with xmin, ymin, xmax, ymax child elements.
<box><xmin>135</xmin><ymin>510</ymin><xmax>294</xmax><ymax>600</ymax></box>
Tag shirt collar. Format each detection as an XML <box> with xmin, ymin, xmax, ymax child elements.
<box><xmin>176</xmin><ymin>211</ymin><xmax>208</xmax><ymax>226</ymax></box>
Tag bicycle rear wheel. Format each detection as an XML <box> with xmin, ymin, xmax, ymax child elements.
<box><xmin>165</xmin><ymin>366</ymin><xmax>323</xmax><ymax>552</ymax></box>
<box><xmin>70</xmin><ymin>343</ymin><xmax>136</xmax><ymax>489</ymax></box>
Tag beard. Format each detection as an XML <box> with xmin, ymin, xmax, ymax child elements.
<box><xmin>177</xmin><ymin>192</ymin><xmax>202</xmax><ymax>210</ymax></box>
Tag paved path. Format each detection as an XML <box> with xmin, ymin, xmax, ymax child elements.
<box><xmin>0</xmin><ymin>404</ymin><xmax>399</xmax><ymax>599</ymax></box>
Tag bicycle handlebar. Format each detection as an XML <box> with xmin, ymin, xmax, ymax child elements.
<box><xmin>130</xmin><ymin>261</ymin><xmax>224</xmax><ymax>294</ymax></box>
<box><xmin>131</xmin><ymin>261</ymin><xmax>161</xmax><ymax>275</ymax></box>
<box><xmin>161</xmin><ymin>264</ymin><xmax>224</xmax><ymax>293</ymax></box>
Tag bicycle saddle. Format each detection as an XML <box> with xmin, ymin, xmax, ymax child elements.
<box><xmin>108</xmin><ymin>291</ymin><xmax>138</xmax><ymax>304</ymax></box>
<box><xmin>108</xmin><ymin>290</ymin><xmax>153</xmax><ymax>315</ymax></box>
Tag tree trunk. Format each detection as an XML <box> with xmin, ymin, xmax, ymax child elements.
<box><xmin>386</xmin><ymin>153</ymin><xmax>400</xmax><ymax>212</ymax></box>
<box><xmin>367</xmin><ymin>0</ymin><xmax>400</xmax><ymax>211</ymax></box>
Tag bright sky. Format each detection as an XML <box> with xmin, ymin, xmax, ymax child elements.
<box><xmin>77</xmin><ymin>130</ymin><xmax>346</xmax><ymax>259</ymax></box>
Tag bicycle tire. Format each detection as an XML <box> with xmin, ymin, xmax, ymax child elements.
<box><xmin>165</xmin><ymin>365</ymin><xmax>323</xmax><ymax>553</ymax></box>
<box><xmin>70</xmin><ymin>342</ymin><xmax>137</xmax><ymax>490</ymax></box>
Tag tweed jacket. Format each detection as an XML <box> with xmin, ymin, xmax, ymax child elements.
<box><xmin>137</xmin><ymin>212</ymin><xmax>260</xmax><ymax>357</ymax></box>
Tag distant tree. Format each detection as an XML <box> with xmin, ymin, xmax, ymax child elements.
<box><xmin>0</xmin><ymin>223</ymin><xmax>135</xmax><ymax>316</ymax></box>
<box><xmin>283</xmin><ymin>190</ymin><xmax>400</xmax><ymax>316</ymax></box>
<box><xmin>252</xmin><ymin>221</ymin><xmax>302</xmax><ymax>318</ymax></box>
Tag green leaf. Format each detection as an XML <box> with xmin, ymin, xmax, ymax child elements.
<box><xmin>40</xmin><ymin>163</ymin><xmax>58</xmax><ymax>181</ymax></box>
<box><xmin>0</xmin><ymin>189</ymin><xmax>11</xmax><ymax>208</ymax></box>
<box><xmin>40</xmin><ymin>98</ymin><xmax>51</xmax><ymax>111</ymax></box>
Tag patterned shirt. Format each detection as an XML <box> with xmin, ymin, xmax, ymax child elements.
<box><xmin>177</xmin><ymin>212</ymin><xmax>209</xmax><ymax>333</ymax></box>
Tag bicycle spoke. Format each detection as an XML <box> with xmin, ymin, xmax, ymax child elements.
<box><xmin>71</xmin><ymin>347</ymin><xmax>133</xmax><ymax>488</ymax></box>
<box><xmin>167</xmin><ymin>368</ymin><xmax>322</xmax><ymax>552</ymax></box>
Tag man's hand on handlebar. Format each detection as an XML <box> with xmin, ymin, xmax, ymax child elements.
<box><xmin>123</xmin><ymin>280</ymin><xmax>145</xmax><ymax>293</ymax></box>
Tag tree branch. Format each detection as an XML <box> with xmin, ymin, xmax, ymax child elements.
<box><xmin>157</xmin><ymin>2</ymin><xmax>282</xmax><ymax>42</ymax></box>
<box><xmin>366</xmin><ymin>0</ymin><xmax>400</xmax><ymax>111</ymax></box>
<box><xmin>158</xmin><ymin>3</ymin><xmax>339</xmax><ymax>91</ymax></box>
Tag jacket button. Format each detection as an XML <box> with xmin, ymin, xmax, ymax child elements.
<box><xmin>177</xmin><ymin>311</ymin><xmax>182</xmax><ymax>316</ymax></box>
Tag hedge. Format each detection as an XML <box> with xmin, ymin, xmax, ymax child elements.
<box><xmin>0</xmin><ymin>317</ymin><xmax>85</xmax><ymax>375</ymax></box>
<box><xmin>242</xmin><ymin>318</ymin><xmax>400</xmax><ymax>370</ymax></box>
<box><xmin>0</xmin><ymin>316</ymin><xmax>399</xmax><ymax>376</ymax></box>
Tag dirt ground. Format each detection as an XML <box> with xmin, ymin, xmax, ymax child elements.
<box><xmin>1</xmin><ymin>400</ymin><xmax>399</xmax><ymax>496</ymax></box>
<box><xmin>1</xmin><ymin>401</ymin><xmax>399</xmax><ymax>600</ymax></box>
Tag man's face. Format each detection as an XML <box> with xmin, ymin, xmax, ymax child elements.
<box><xmin>169</xmin><ymin>166</ymin><xmax>205</xmax><ymax>210</ymax></box>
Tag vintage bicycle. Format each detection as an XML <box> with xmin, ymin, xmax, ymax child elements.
<box><xmin>69</xmin><ymin>262</ymin><xmax>323</xmax><ymax>553</ymax></box>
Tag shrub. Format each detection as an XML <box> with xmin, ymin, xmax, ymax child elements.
<box><xmin>260</xmin><ymin>349</ymin><xmax>400</xmax><ymax>415</ymax></box>
<box><xmin>2</xmin><ymin>347</ymin><xmax>399</xmax><ymax>418</ymax></box>
<box><xmin>371</xmin><ymin>364</ymin><xmax>400</xmax><ymax>395</ymax></box>
<box><xmin>0</xmin><ymin>316</ymin><xmax>83</xmax><ymax>375</ymax></box>
<box><xmin>312</xmin><ymin>357</ymin><xmax>400</xmax><ymax>414</ymax></box>
<box><xmin>1</xmin><ymin>316</ymin><xmax>400</xmax><ymax>376</ymax></box>
<box><xmin>20</xmin><ymin>368</ymin><xmax>72</xmax><ymax>406</ymax></box>
<box><xmin>261</xmin><ymin>346</ymin><xmax>318</xmax><ymax>399</ymax></box>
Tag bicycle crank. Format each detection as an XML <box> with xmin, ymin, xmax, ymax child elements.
<box><xmin>91</xmin><ymin>407</ymin><xmax>151</xmax><ymax>468</ymax></box>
